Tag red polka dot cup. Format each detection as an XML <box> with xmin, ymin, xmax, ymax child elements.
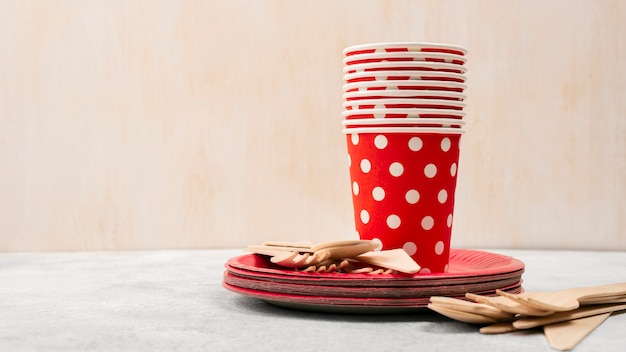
<box><xmin>343</xmin><ymin>127</ymin><xmax>463</xmax><ymax>273</ymax></box>
<box><xmin>343</xmin><ymin>90</ymin><xmax>466</xmax><ymax>102</ymax></box>
<box><xmin>344</xmin><ymin>61</ymin><xmax>466</xmax><ymax>75</ymax></box>
<box><xmin>343</xmin><ymin>52</ymin><xmax>467</xmax><ymax>66</ymax></box>
<box><xmin>343</xmin><ymin>98</ymin><xmax>466</xmax><ymax>111</ymax></box>
<box><xmin>342</xmin><ymin>118</ymin><xmax>465</xmax><ymax>129</ymax></box>
<box><xmin>343</xmin><ymin>42</ymin><xmax>468</xmax><ymax>57</ymax></box>
<box><xmin>342</xmin><ymin>108</ymin><xmax>465</xmax><ymax>120</ymax></box>
<box><xmin>343</xmin><ymin>80</ymin><xmax>466</xmax><ymax>93</ymax></box>
<box><xmin>344</xmin><ymin>70</ymin><xmax>466</xmax><ymax>84</ymax></box>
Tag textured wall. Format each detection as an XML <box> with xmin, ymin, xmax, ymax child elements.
<box><xmin>1</xmin><ymin>0</ymin><xmax>625</xmax><ymax>251</ymax></box>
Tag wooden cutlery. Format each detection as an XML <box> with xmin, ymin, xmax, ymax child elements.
<box><xmin>245</xmin><ymin>240</ymin><xmax>421</xmax><ymax>274</ymax></box>
<box><xmin>245</xmin><ymin>240</ymin><xmax>622</xmax><ymax>350</ymax></box>
<box><xmin>428</xmin><ymin>282</ymin><xmax>626</xmax><ymax>350</ymax></box>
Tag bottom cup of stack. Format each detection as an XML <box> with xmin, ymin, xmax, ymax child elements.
<box><xmin>344</xmin><ymin>126</ymin><xmax>463</xmax><ymax>273</ymax></box>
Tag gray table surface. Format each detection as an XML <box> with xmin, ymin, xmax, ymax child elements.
<box><xmin>1</xmin><ymin>248</ymin><xmax>625</xmax><ymax>352</ymax></box>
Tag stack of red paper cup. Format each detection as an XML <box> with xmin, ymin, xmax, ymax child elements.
<box><xmin>341</xmin><ymin>42</ymin><xmax>468</xmax><ymax>274</ymax></box>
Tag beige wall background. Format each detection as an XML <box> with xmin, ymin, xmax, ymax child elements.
<box><xmin>1</xmin><ymin>0</ymin><xmax>625</xmax><ymax>252</ymax></box>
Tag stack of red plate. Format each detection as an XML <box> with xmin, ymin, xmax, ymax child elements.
<box><xmin>223</xmin><ymin>248</ymin><xmax>524</xmax><ymax>313</ymax></box>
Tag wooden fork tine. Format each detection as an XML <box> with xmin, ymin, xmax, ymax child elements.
<box><xmin>292</xmin><ymin>253</ymin><xmax>310</xmax><ymax>266</ymax></box>
<box><xmin>270</xmin><ymin>251</ymin><xmax>299</xmax><ymax>265</ymax></box>
<box><xmin>270</xmin><ymin>251</ymin><xmax>310</xmax><ymax>268</ymax></box>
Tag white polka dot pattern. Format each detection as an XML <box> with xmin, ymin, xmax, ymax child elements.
<box><xmin>421</xmin><ymin>216</ymin><xmax>434</xmax><ymax>230</ymax></box>
<box><xmin>403</xmin><ymin>242</ymin><xmax>417</xmax><ymax>256</ymax></box>
<box><xmin>434</xmin><ymin>241</ymin><xmax>445</xmax><ymax>255</ymax></box>
<box><xmin>386</xmin><ymin>214</ymin><xmax>401</xmax><ymax>229</ymax></box>
<box><xmin>372</xmin><ymin>186</ymin><xmax>385</xmax><ymax>201</ymax></box>
<box><xmin>424</xmin><ymin>163</ymin><xmax>437</xmax><ymax>178</ymax></box>
<box><xmin>408</xmin><ymin>137</ymin><xmax>423</xmax><ymax>151</ymax></box>
<box><xmin>405</xmin><ymin>189</ymin><xmax>420</xmax><ymax>204</ymax></box>
<box><xmin>374</xmin><ymin>135</ymin><xmax>388</xmax><ymax>149</ymax></box>
<box><xmin>360</xmin><ymin>159</ymin><xmax>371</xmax><ymax>173</ymax></box>
<box><xmin>440</xmin><ymin>137</ymin><xmax>451</xmax><ymax>152</ymax></box>
<box><xmin>389</xmin><ymin>162</ymin><xmax>404</xmax><ymax>177</ymax></box>
<box><xmin>360</xmin><ymin>209</ymin><xmax>370</xmax><ymax>224</ymax></box>
<box><xmin>437</xmin><ymin>189</ymin><xmax>448</xmax><ymax>203</ymax></box>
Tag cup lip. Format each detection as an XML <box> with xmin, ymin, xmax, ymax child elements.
<box><xmin>343</xmin><ymin>52</ymin><xmax>467</xmax><ymax>65</ymax></box>
<box><xmin>343</xmin><ymin>90</ymin><xmax>467</xmax><ymax>100</ymax></box>
<box><xmin>343</xmin><ymin>42</ymin><xmax>468</xmax><ymax>56</ymax></box>
<box><xmin>342</xmin><ymin>108</ymin><xmax>466</xmax><ymax>118</ymax></box>
<box><xmin>342</xmin><ymin>126</ymin><xmax>465</xmax><ymax>134</ymax></box>
<box><xmin>343</xmin><ymin>80</ymin><xmax>467</xmax><ymax>91</ymax></box>
<box><xmin>344</xmin><ymin>70</ymin><xmax>466</xmax><ymax>81</ymax></box>
<box><xmin>341</xmin><ymin>118</ymin><xmax>466</xmax><ymax>126</ymax></box>
<box><xmin>343</xmin><ymin>61</ymin><xmax>467</xmax><ymax>74</ymax></box>
<box><xmin>342</xmin><ymin>98</ymin><xmax>466</xmax><ymax>108</ymax></box>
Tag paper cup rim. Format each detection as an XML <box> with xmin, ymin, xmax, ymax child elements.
<box><xmin>343</xmin><ymin>90</ymin><xmax>467</xmax><ymax>100</ymax></box>
<box><xmin>343</xmin><ymin>61</ymin><xmax>467</xmax><ymax>74</ymax></box>
<box><xmin>341</xmin><ymin>118</ymin><xmax>466</xmax><ymax>126</ymax></box>
<box><xmin>342</xmin><ymin>108</ymin><xmax>466</xmax><ymax>118</ymax></box>
<box><xmin>343</xmin><ymin>80</ymin><xmax>467</xmax><ymax>91</ymax></box>
<box><xmin>344</xmin><ymin>70</ymin><xmax>466</xmax><ymax>80</ymax></box>
<box><xmin>342</xmin><ymin>98</ymin><xmax>466</xmax><ymax>108</ymax></box>
<box><xmin>343</xmin><ymin>42</ymin><xmax>468</xmax><ymax>56</ymax></box>
<box><xmin>342</xmin><ymin>126</ymin><xmax>465</xmax><ymax>135</ymax></box>
<box><xmin>343</xmin><ymin>51</ymin><xmax>467</xmax><ymax>65</ymax></box>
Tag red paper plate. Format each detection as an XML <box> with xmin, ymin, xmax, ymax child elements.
<box><xmin>222</xmin><ymin>282</ymin><xmax>524</xmax><ymax>314</ymax></box>
<box><xmin>224</xmin><ymin>270</ymin><xmax>522</xmax><ymax>299</ymax></box>
<box><xmin>225</xmin><ymin>248</ymin><xmax>525</xmax><ymax>285</ymax></box>
<box><xmin>226</xmin><ymin>262</ymin><xmax>523</xmax><ymax>288</ymax></box>
<box><xmin>223</xmin><ymin>249</ymin><xmax>526</xmax><ymax>313</ymax></box>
